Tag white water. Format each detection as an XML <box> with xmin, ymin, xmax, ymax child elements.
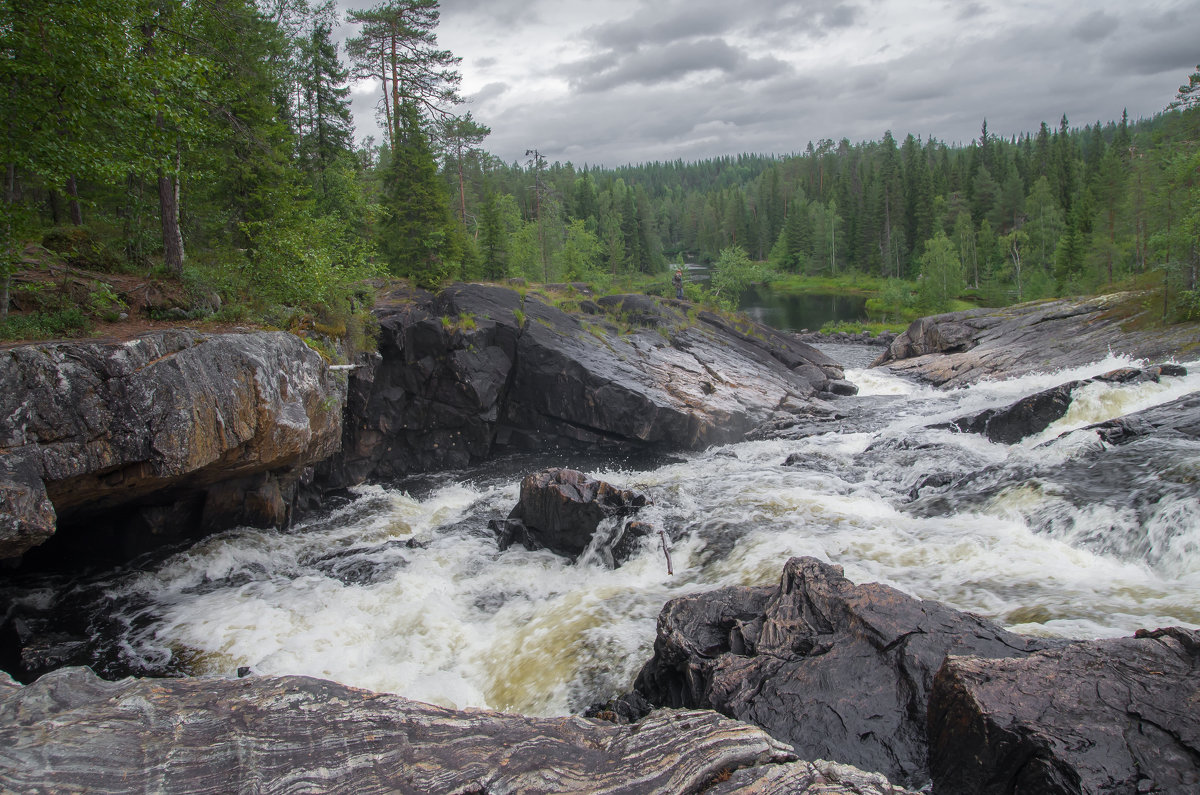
<box><xmin>103</xmin><ymin>354</ymin><xmax>1200</xmax><ymax>716</ymax></box>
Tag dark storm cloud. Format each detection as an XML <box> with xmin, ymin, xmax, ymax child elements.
<box><xmin>566</xmin><ymin>38</ymin><xmax>792</xmax><ymax>93</ymax></box>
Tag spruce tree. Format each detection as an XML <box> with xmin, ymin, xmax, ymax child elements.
<box><xmin>381</xmin><ymin>100</ymin><xmax>452</xmax><ymax>286</ymax></box>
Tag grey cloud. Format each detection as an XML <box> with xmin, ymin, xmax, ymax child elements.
<box><xmin>468</xmin><ymin>81</ymin><xmax>510</xmax><ymax>106</ymax></box>
<box><xmin>583</xmin><ymin>4</ymin><xmax>740</xmax><ymax>52</ymax></box>
<box><xmin>1109</xmin><ymin>26</ymin><xmax>1200</xmax><ymax>76</ymax></box>
<box><xmin>1071</xmin><ymin>11</ymin><xmax>1118</xmax><ymax>43</ymax></box>
<box><xmin>955</xmin><ymin>2</ymin><xmax>987</xmax><ymax>21</ymax></box>
<box><xmin>566</xmin><ymin>38</ymin><xmax>791</xmax><ymax>93</ymax></box>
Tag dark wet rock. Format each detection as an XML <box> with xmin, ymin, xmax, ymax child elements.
<box><xmin>942</xmin><ymin>364</ymin><xmax>1188</xmax><ymax>445</ymax></box>
<box><xmin>633</xmin><ymin>556</ymin><xmax>1060</xmax><ymax>788</ymax></box>
<box><xmin>928</xmin><ymin>627</ymin><xmax>1200</xmax><ymax>795</ymax></box>
<box><xmin>319</xmin><ymin>283</ymin><xmax>848</xmax><ymax>488</ymax></box>
<box><xmin>492</xmin><ymin>468</ymin><xmax>648</xmax><ymax>560</ymax></box>
<box><xmin>873</xmin><ymin>294</ymin><xmax>1199</xmax><ymax>386</ymax></box>
<box><xmin>947</xmin><ymin>382</ymin><xmax>1081</xmax><ymax>444</ymax></box>
<box><xmin>0</xmin><ymin>331</ymin><xmax>344</xmax><ymax>560</ymax></box>
<box><xmin>0</xmin><ymin>666</ymin><xmax>915</xmax><ymax>794</ymax></box>
<box><xmin>824</xmin><ymin>378</ymin><xmax>859</xmax><ymax>396</ymax></box>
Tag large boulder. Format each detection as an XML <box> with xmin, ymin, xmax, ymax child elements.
<box><xmin>873</xmin><ymin>294</ymin><xmax>1200</xmax><ymax>386</ymax></box>
<box><xmin>493</xmin><ymin>468</ymin><xmax>649</xmax><ymax>560</ymax></box>
<box><xmin>928</xmin><ymin>627</ymin><xmax>1200</xmax><ymax>794</ymax></box>
<box><xmin>0</xmin><ymin>666</ymin><xmax>915</xmax><ymax>794</ymax></box>
<box><xmin>634</xmin><ymin>556</ymin><xmax>1060</xmax><ymax>788</ymax></box>
<box><xmin>0</xmin><ymin>330</ymin><xmax>344</xmax><ymax>560</ymax></box>
<box><xmin>320</xmin><ymin>283</ymin><xmax>850</xmax><ymax>486</ymax></box>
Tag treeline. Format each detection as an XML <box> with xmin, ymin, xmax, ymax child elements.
<box><xmin>4</xmin><ymin>0</ymin><xmax>1198</xmax><ymax>333</ymax></box>
<box><xmin>455</xmin><ymin>106</ymin><xmax>1200</xmax><ymax>316</ymax></box>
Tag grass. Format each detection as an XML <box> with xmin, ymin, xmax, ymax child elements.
<box><xmin>819</xmin><ymin>319</ymin><xmax>910</xmax><ymax>336</ymax></box>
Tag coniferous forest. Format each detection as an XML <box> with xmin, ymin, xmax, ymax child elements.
<box><xmin>2</xmin><ymin>0</ymin><xmax>1199</xmax><ymax>342</ymax></box>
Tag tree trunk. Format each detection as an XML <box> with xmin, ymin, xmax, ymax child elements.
<box><xmin>159</xmin><ymin>163</ymin><xmax>184</xmax><ymax>275</ymax></box>
<box><xmin>379</xmin><ymin>46</ymin><xmax>392</xmax><ymax>150</ymax></box>
<box><xmin>390</xmin><ymin>35</ymin><xmax>401</xmax><ymax>145</ymax></box>
<box><xmin>66</xmin><ymin>175</ymin><xmax>83</xmax><ymax>225</ymax></box>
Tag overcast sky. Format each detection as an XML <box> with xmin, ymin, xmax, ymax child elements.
<box><xmin>338</xmin><ymin>0</ymin><xmax>1199</xmax><ymax>168</ymax></box>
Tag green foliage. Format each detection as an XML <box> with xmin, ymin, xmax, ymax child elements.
<box><xmin>709</xmin><ymin>245</ymin><xmax>768</xmax><ymax>308</ymax></box>
<box><xmin>381</xmin><ymin>101</ymin><xmax>454</xmax><ymax>287</ymax></box>
<box><xmin>917</xmin><ymin>232</ymin><xmax>964</xmax><ymax>311</ymax></box>
<box><xmin>0</xmin><ymin>307</ymin><xmax>90</xmax><ymax>340</ymax></box>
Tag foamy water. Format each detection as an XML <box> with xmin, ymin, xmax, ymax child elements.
<box><xmin>98</xmin><ymin>354</ymin><xmax>1200</xmax><ymax>715</ymax></box>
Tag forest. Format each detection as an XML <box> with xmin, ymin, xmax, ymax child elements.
<box><xmin>2</xmin><ymin>0</ymin><xmax>1199</xmax><ymax>343</ymax></box>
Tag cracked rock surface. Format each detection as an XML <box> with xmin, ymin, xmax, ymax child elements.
<box><xmin>0</xmin><ymin>666</ymin><xmax>915</xmax><ymax>794</ymax></box>
<box><xmin>929</xmin><ymin>627</ymin><xmax>1200</xmax><ymax>794</ymax></box>
<box><xmin>633</xmin><ymin>556</ymin><xmax>1062</xmax><ymax>789</ymax></box>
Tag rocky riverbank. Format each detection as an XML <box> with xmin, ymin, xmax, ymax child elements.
<box><xmin>0</xmin><ymin>284</ymin><xmax>848</xmax><ymax>567</ymax></box>
<box><xmin>873</xmin><ymin>292</ymin><xmax>1200</xmax><ymax>385</ymax></box>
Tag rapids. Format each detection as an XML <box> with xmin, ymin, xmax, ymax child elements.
<box><xmin>16</xmin><ymin>353</ymin><xmax>1200</xmax><ymax>718</ymax></box>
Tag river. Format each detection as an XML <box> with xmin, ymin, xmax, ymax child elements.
<box><xmin>21</xmin><ymin>349</ymin><xmax>1187</xmax><ymax>719</ymax></box>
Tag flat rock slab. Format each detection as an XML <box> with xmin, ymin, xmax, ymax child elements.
<box><xmin>0</xmin><ymin>667</ymin><xmax>914</xmax><ymax>794</ymax></box>
<box><xmin>929</xmin><ymin>627</ymin><xmax>1200</xmax><ymax>794</ymax></box>
<box><xmin>873</xmin><ymin>294</ymin><xmax>1200</xmax><ymax>387</ymax></box>
<box><xmin>634</xmin><ymin>556</ymin><xmax>1059</xmax><ymax>788</ymax></box>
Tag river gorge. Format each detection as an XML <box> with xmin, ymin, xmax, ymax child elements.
<box><xmin>2</xmin><ymin>285</ymin><xmax>1198</xmax><ymax>793</ymax></box>
<box><xmin>19</xmin><ymin>347</ymin><xmax>1194</xmax><ymax>719</ymax></box>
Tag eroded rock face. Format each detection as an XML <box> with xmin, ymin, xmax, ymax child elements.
<box><xmin>873</xmin><ymin>294</ymin><xmax>1200</xmax><ymax>387</ymax></box>
<box><xmin>928</xmin><ymin>627</ymin><xmax>1200</xmax><ymax>794</ymax></box>
<box><xmin>493</xmin><ymin>468</ymin><xmax>649</xmax><ymax>560</ymax></box>
<box><xmin>321</xmin><ymin>283</ymin><xmax>849</xmax><ymax>486</ymax></box>
<box><xmin>633</xmin><ymin>556</ymin><xmax>1060</xmax><ymax>788</ymax></box>
<box><xmin>0</xmin><ymin>666</ymin><xmax>915</xmax><ymax>795</ymax></box>
<box><xmin>0</xmin><ymin>330</ymin><xmax>344</xmax><ymax>560</ymax></box>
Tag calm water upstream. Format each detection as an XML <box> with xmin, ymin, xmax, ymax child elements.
<box><xmin>46</xmin><ymin>350</ymin><xmax>1195</xmax><ymax>718</ymax></box>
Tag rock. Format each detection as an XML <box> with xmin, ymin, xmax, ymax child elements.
<box><xmin>0</xmin><ymin>666</ymin><xmax>915</xmax><ymax>794</ymax></box>
<box><xmin>943</xmin><ymin>364</ymin><xmax>1190</xmax><ymax>445</ymax></box>
<box><xmin>0</xmin><ymin>331</ymin><xmax>344</xmax><ymax>560</ymax></box>
<box><xmin>928</xmin><ymin>627</ymin><xmax>1200</xmax><ymax>794</ymax></box>
<box><xmin>873</xmin><ymin>294</ymin><xmax>1200</xmax><ymax>386</ymax></box>
<box><xmin>492</xmin><ymin>468</ymin><xmax>648</xmax><ymax>560</ymax></box>
<box><xmin>633</xmin><ymin>556</ymin><xmax>1060</xmax><ymax>788</ymax></box>
<box><xmin>1087</xmin><ymin>391</ymin><xmax>1200</xmax><ymax>446</ymax></box>
<box><xmin>947</xmin><ymin>382</ymin><xmax>1081</xmax><ymax>444</ymax></box>
<box><xmin>320</xmin><ymin>283</ymin><xmax>849</xmax><ymax>487</ymax></box>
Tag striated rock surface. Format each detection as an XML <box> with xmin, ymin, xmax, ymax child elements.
<box><xmin>320</xmin><ymin>283</ymin><xmax>849</xmax><ymax>487</ymax></box>
<box><xmin>873</xmin><ymin>293</ymin><xmax>1200</xmax><ymax>387</ymax></box>
<box><xmin>0</xmin><ymin>330</ymin><xmax>344</xmax><ymax>560</ymax></box>
<box><xmin>0</xmin><ymin>666</ymin><xmax>914</xmax><ymax>794</ymax></box>
<box><xmin>492</xmin><ymin>468</ymin><xmax>649</xmax><ymax>561</ymax></box>
<box><xmin>928</xmin><ymin>627</ymin><xmax>1200</xmax><ymax>794</ymax></box>
<box><xmin>634</xmin><ymin>556</ymin><xmax>1060</xmax><ymax>788</ymax></box>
